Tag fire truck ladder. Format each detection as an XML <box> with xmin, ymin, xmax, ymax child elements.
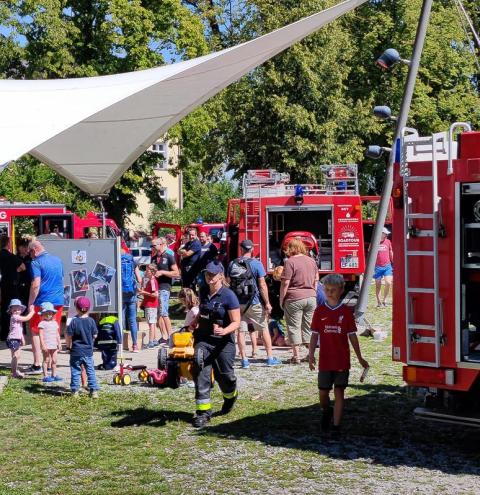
<box><xmin>401</xmin><ymin>131</ymin><xmax>446</xmax><ymax>368</ymax></box>
<box><xmin>242</xmin><ymin>170</ymin><xmax>284</xmax><ymax>253</ymax></box>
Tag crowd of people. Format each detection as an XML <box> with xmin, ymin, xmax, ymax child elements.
<box><xmin>0</xmin><ymin>225</ymin><xmax>390</xmax><ymax>435</ymax></box>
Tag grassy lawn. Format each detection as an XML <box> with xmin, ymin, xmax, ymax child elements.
<box><xmin>1</xmin><ymin>288</ymin><xmax>479</xmax><ymax>495</ymax></box>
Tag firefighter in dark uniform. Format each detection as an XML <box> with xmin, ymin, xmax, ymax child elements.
<box><xmin>193</xmin><ymin>260</ymin><xmax>241</xmax><ymax>428</ymax></box>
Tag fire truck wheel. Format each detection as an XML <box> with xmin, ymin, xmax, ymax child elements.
<box><xmin>166</xmin><ymin>361</ymin><xmax>179</xmax><ymax>389</ymax></box>
<box><xmin>158</xmin><ymin>346</ymin><xmax>168</xmax><ymax>370</ymax></box>
<box><xmin>121</xmin><ymin>373</ymin><xmax>132</xmax><ymax>386</ymax></box>
<box><xmin>138</xmin><ymin>369</ymin><xmax>149</xmax><ymax>382</ymax></box>
<box><xmin>113</xmin><ymin>373</ymin><xmax>121</xmax><ymax>385</ymax></box>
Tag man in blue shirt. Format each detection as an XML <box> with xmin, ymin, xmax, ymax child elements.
<box><xmin>27</xmin><ymin>240</ymin><xmax>64</xmax><ymax>373</ymax></box>
<box><xmin>227</xmin><ymin>239</ymin><xmax>281</xmax><ymax>368</ymax></box>
<box><xmin>178</xmin><ymin>228</ymin><xmax>202</xmax><ymax>289</ymax></box>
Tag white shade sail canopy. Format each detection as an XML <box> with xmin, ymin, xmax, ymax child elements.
<box><xmin>0</xmin><ymin>0</ymin><xmax>367</xmax><ymax>195</ymax></box>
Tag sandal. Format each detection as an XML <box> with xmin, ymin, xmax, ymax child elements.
<box><xmin>289</xmin><ymin>357</ymin><xmax>301</xmax><ymax>365</ymax></box>
<box><xmin>250</xmin><ymin>352</ymin><xmax>257</xmax><ymax>359</ymax></box>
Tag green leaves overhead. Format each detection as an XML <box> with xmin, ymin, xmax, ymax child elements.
<box><xmin>0</xmin><ymin>0</ymin><xmax>479</xmax><ymax>227</ymax></box>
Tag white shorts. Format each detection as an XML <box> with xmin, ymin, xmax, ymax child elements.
<box><xmin>145</xmin><ymin>307</ymin><xmax>158</xmax><ymax>324</ymax></box>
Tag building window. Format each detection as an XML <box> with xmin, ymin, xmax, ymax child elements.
<box><xmin>151</xmin><ymin>142</ymin><xmax>168</xmax><ymax>170</ymax></box>
<box><xmin>158</xmin><ymin>187</ymin><xmax>168</xmax><ymax>201</ymax></box>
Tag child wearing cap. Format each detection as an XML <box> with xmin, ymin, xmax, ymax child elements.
<box><xmin>65</xmin><ymin>296</ymin><xmax>100</xmax><ymax>398</ymax></box>
<box><xmin>38</xmin><ymin>302</ymin><xmax>62</xmax><ymax>383</ymax></box>
<box><xmin>6</xmin><ymin>299</ymin><xmax>35</xmax><ymax>378</ymax></box>
<box><xmin>374</xmin><ymin>227</ymin><xmax>394</xmax><ymax>307</ymax></box>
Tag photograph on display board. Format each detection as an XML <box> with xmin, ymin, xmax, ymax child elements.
<box><xmin>71</xmin><ymin>269</ymin><xmax>89</xmax><ymax>292</ymax></box>
<box><xmin>63</xmin><ymin>285</ymin><xmax>71</xmax><ymax>308</ymax></box>
<box><xmin>93</xmin><ymin>283</ymin><xmax>111</xmax><ymax>307</ymax></box>
<box><xmin>91</xmin><ymin>261</ymin><xmax>116</xmax><ymax>284</ymax></box>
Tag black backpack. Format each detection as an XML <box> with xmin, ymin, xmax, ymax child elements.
<box><xmin>229</xmin><ymin>258</ymin><xmax>257</xmax><ymax>306</ymax></box>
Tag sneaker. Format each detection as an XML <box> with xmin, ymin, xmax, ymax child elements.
<box><xmin>220</xmin><ymin>392</ymin><xmax>238</xmax><ymax>415</ymax></box>
<box><xmin>158</xmin><ymin>338</ymin><xmax>169</xmax><ymax>346</ymax></box>
<box><xmin>266</xmin><ymin>357</ymin><xmax>281</xmax><ymax>366</ymax></box>
<box><xmin>90</xmin><ymin>391</ymin><xmax>99</xmax><ymax>399</ymax></box>
<box><xmin>152</xmin><ymin>340</ymin><xmax>160</xmax><ymax>347</ymax></box>
<box><xmin>11</xmin><ymin>372</ymin><xmax>24</xmax><ymax>379</ymax></box>
<box><xmin>42</xmin><ymin>376</ymin><xmax>54</xmax><ymax>383</ymax></box>
<box><xmin>71</xmin><ymin>391</ymin><xmax>80</xmax><ymax>397</ymax></box>
<box><xmin>26</xmin><ymin>365</ymin><xmax>42</xmax><ymax>374</ymax></box>
<box><xmin>52</xmin><ymin>376</ymin><xmax>63</xmax><ymax>382</ymax></box>
<box><xmin>132</xmin><ymin>345</ymin><xmax>139</xmax><ymax>353</ymax></box>
<box><xmin>147</xmin><ymin>341</ymin><xmax>156</xmax><ymax>349</ymax></box>
<box><xmin>321</xmin><ymin>406</ymin><xmax>333</xmax><ymax>432</ymax></box>
<box><xmin>241</xmin><ymin>359</ymin><xmax>250</xmax><ymax>369</ymax></box>
<box><xmin>331</xmin><ymin>425</ymin><xmax>341</xmax><ymax>440</ymax></box>
<box><xmin>192</xmin><ymin>411</ymin><xmax>211</xmax><ymax>428</ymax></box>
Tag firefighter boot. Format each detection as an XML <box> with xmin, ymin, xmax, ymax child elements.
<box><xmin>192</xmin><ymin>411</ymin><xmax>212</xmax><ymax>428</ymax></box>
<box><xmin>220</xmin><ymin>390</ymin><xmax>238</xmax><ymax>415</ymax></box>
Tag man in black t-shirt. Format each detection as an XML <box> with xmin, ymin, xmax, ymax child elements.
<box><xmin>152</xmin><ymin>237</ymin><xmax>179</xmax><ymax>343</ymax></box>
<box><xmin>178</xmin><ymin>228</ymin><xmax>202</xmax><ymax>289</ymax></box>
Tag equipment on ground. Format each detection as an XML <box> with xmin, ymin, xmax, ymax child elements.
<box><xmin>112</xmin><ymin>356</ymin><xmax>147</xmax><ymax>386</ymax></box>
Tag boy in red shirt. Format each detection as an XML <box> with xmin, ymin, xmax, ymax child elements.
<box><xmin>309</xmin><ymin>274</ymin><xmax>368</xmax><ymax>437</ymax></box>
<box><xmin>138</xmin><ymin>264</ymin><xmax>159</xmax><ymax>348</ymax></box>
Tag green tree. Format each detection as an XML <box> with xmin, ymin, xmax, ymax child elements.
<box><xmin>149</xmin><ymin>177</ymin><xmax>238</xmax><ymax>226</ymax></box>
<box><xmin>1</xmin><ymin>0</ymin><xmax>208</xmax><ymax>226</ymax></box>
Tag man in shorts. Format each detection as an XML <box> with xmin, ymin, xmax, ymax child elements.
<box><xmin>227</xmin><ymin>239</ymin><xmax>281</xmax><ymax>369</ymax></box>
<box><xmin>308</xmin><ymin>274</ymin><xmax>368</xmax><ymax>437</ymax></box>
<box><xmin>27</xmin><ymin>240</ymin><xmax>64</xmax><ymax>373</ymax></box>
<box><xmin>152</xmin><ymin>237</ymin><xmax>179</xmax><ymax>344</ymax></box>
<box><xmin>374</xmin><ymin>227</ymin><xmax>393</xmax><ymax>307</ymax></box>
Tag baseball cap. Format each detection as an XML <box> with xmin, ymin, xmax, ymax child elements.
<box><xmin>382</xmin><ymin>227</ymin><xmax>390</xmax><ymax>235</ymax></box>
<box><xmin>75</xmin><ymin>296</ymin><xmax>91</xmax><ymax>312</ymax></box>
<box><xmin>204</xmin><ymin>261</ymin><xmax>224</xmax><ymax>275</ymax></box>
<box><xmin>240</xmin><ymin>239</ymin><xmax>254</xmax><ymax>251</ymax></box>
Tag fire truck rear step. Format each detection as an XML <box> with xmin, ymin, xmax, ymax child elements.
<box><xmin>414</xmin><ymin>408</ymin><xmax>480</xmax><ymax>428</ymax></box>
<box><xmin>406</xmin><ymin>213</ymin><xmax>434</xmax><ymax>219</ymax></box>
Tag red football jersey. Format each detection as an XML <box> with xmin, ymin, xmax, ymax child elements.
<box><xmin>142</xmin><ymin>277</ymin><xmax>159</xmax><ymax>308</ymax></box>
<box><xmin>311</xmin><ymin>303</ymin><xmax>357</xmax><ymax>371</ymax></box>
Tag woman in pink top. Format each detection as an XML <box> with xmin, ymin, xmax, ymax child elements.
<box><xmin>280</xmin><ymin>239</ymin><xmax>319</xmax><ymax>364</ymax></box>
<box><xmin>6</xmin><ymin>299</ymin><xmax>35</xmax><ymax>378</ymax></box>
<box><xmin>38</xmin><ymin>302</ymin><xmax>62</xmax><ymax>383</ymax></box>
<box><xmin>374</xmin><ymin>227</ymin><xmax>394</xmax><ymax>307</ymax></box>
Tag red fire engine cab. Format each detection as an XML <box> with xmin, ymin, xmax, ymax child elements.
<box><xmin>226</xmin><ymin>167</ymin><xmax>366</xmax><ymax>289</ymax></box>
<box><xmin>0</xmin><ymin>202</ymin><xmax>122</xmax><ymax>248</ymax></box>
<box><xmin>392</xmin><ymin>124</ymin><xmax>480</xmax><ymax>414</ymax></box>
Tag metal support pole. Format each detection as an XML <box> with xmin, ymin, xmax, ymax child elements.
<box><xmin>355</xmin><ymin>0</ymin><xmax>434</xmax><ymax>319</ymax></box>
<box><xmin>93</xmin><ymin>195</ymin><xmax>107</xmax><ymax>239</ymax></box>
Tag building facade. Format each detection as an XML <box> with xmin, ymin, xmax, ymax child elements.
<box><xmin>127</xmin><ymin>139</ymin><xmax>183</xmax><ymax>231</ymax></box>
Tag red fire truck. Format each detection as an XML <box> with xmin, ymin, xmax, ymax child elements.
<box><xmin>0</xmin><ymin>201</ymin><xmax>123</xmax><ymax>248</ymax></box>
<box><xmin>391</xmin><ymin>124</ymin><xmax>480</xmax><ymax>417</ymax></box>
<box><xmin>225</xmin><ymin>167</ymin><xmax>366</xmax><ymax>290</ymax></box>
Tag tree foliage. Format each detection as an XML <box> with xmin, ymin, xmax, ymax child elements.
<box><xmin>1</xmin><ymin>0</ymin><xmax>479</xmax><ymax>228</ymax></box>
<box><xmin>0</xmin><ymin>0</ymin><xmax>208</xmax><ymax>226</ymax></box>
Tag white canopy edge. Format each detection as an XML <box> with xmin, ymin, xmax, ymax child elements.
<box><xmin>0</xmin><ymin>0</ymin><xmax>367</xmax><ymax>194</ymax></box>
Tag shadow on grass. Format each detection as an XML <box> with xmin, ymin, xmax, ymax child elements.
<box><xmin>199</xmin><ymin>383</ymin><xmax>480</xmax><ymax>475</ymax></box>
<box><xmin>24</xmin><ymin>382</ymin><xmax>69</xmax><ymax>396</ymax></box>
<box><xmin>111</xmin><ymin>407</ymin><xmax>192</xmax><ymax>428</ymax></box>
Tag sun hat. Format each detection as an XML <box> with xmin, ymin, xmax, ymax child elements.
<box><xmin>75</xmin><ymin>296</ymin><xmax>91</xmax><ymax>312</ymax></box>
<box><xmin>8</xmin><ymin>299</ymin><xmax>26</xmax><ymax>313</ymax></box>
<box><xmin>204</xmin><ymin>261</ymin><xmax>224</xmax><ymax>275</ymax></box>
<box><xmin>39</xmin><ymin>301</ymin><xmax>56</xmax><ymax>314</ymax></box>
